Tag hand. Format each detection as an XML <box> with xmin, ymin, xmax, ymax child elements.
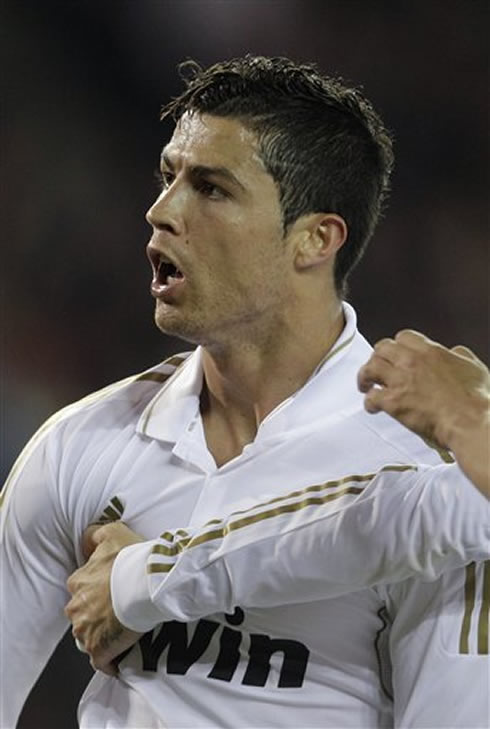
<box><xmin>65</xmin><ymin>522</ymin><xmax>145</xmax><ymax>675</ymax></box>
<box><xmin>357</xmin><ymin>329</ymin><xmax>489</xmax><ymax>449</ymax></box>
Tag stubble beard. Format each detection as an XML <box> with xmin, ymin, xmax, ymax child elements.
<box><xmin>153</xmin><ymin>301</ymin><xmax>205</xmax><ymax>346</ymax></box>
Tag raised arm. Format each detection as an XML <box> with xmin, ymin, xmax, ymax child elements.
<box><xmin>357</xmin><ymin>330</ymin><xmax>490</xmax><ymax>496</ymax></box>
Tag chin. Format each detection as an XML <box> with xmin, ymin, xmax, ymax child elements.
<box><xmin>154</xmin><ymin>306</ymin><xmax>205</xmax><ymax>346</ymax></box>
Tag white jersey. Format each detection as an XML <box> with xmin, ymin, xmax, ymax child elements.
<box><xmin>1</xmin><ymin>303</ymin><xmax>487</xmax><ymax>728</ymax></box>
<box><xmin>111</xmin><ymin>463</ymin><xmax>488</xmax><ymax>627</ymax></box>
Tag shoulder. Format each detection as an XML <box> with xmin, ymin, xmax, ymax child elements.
<box><xmin>2</xmin><ymin>352</ymin><xmax>192</xmax><ymax>498</ymax></box>
<box><xmin>46</xmin><ymin>351</ymin><xmax>191</xmax><ymax>433</ymax></box>
<box><xmin>344</xmin><ymin>407</ymin><xmax>452</xmax><ymax>466</ymax></box>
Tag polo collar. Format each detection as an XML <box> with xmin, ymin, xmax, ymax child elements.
<box><xmin>137</xmin><ymin>347</ymin><xmax>204</xmax><ymax>443</ymax></box>
<box><xmin>137</xmin><ymin>302</ymin><xmax>360</xmax><ymax>444</ymax></box>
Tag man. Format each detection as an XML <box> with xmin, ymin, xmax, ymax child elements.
<box><xmin>73</xmin><ymin>329</ymin><xmax>490</xmax><ymax>631</ymax></box>
<box><xmin>70</xmin><ymin>330</ymin><xmax>489</xmax><ymax>628</ymax></box>
<box><xmin>1</xmin><ymin>57</ymin><xmax>487</xmax><ymax>728</ymax></box>
<box><xmin>69</xmin><ymin>330</ymin><xmax>490</xmax><ymax>727</ymax></box>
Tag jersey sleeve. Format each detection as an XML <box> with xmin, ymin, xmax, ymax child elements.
<box><xmin>111</xmin><ymin>463</ymin><xmax>489</xmax><ymax>631</ymax></box>
<box><xmin>0</xmin><ymin>429</ymin><xmax>77</xmax><ymax>728</ymax></box>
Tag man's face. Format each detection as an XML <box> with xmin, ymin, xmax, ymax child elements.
<box><xmin>146</xmin><ymin>113</ymin><xmax>295</xmax><ymax>346</ymax></box>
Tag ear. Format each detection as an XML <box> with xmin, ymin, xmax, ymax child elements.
<box><xmin>293</xmin><ymin>213</ymin><xmax>348</xmax><ymax>271</ymax></box>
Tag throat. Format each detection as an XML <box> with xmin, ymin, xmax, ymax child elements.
<box><xmin>200</xmin><ymin>389</ymin><xmax>258</xmax><ymax>467</ymax></box>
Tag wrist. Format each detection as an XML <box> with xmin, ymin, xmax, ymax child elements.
<box><xmin>111</xmin><ymin>541</ymin><xmax>165</xmax><ymax>633</ymax></box>
<box><xmin>436</xmin><ymin>394</ymin><xmax>488</xmax><ymax>451</ymax></box>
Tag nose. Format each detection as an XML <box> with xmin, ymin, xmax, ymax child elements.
<box><xmin>145</xmin><ymin>188</ymin><xmax>183</xmax><ymax>235</ymax></box>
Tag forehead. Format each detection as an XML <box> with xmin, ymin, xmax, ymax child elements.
<box><xmin>163</xmin><ymin>113</ymin><xmax>266</xmax><ymax>176</ymax></box>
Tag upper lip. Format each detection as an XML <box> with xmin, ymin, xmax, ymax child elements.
<box><xmin>147</xmin><ymin>243</ymin><xmax>185</xmax><ymax>280</ymax></box>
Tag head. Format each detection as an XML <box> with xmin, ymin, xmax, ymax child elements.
<box><xmin>161</xmin><ymin>55</ymin><xmax>394</xmax><ymax>298</ymax></box>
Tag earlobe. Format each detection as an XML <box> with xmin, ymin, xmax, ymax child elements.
<box><xmin>295</xmin><ymin>214</ymin><xmax>348</xmax><ymax>271</ymax></box>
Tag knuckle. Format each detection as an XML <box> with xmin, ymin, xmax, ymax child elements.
<box><xmin>364</xmin><ymin>388</ymin><xmax>382</xmax><ymax>408</ymax></box>
<box><xmin>359</xmin><ymin>360</ymin><xmax>374</xmax><ymax>380</ymax></box>
<box><xmin>374</xmin><ymin>337</ymin><xmax>394</xmax><ymax>353</ymax></box>
<box><xmin>66</xmin><ymin>574</ymin><xmax>77</xmax><ymax>592</ymax></box>
<box><xmin>71</xmin><ymin>625</ymin><xmax>83</xmax><ymax>640</ymax></box>
<box><xmin>394</xmin><ymin>328</ymin><xmax>414</xmax><ymax>341</ymax></box>
<box><xmin>395</xmin><ymin>328</ymin><xmax>423</xmax><ymax>344</ymax></box>
<box><xmin>90</xmin><ymin>650</ymin><xmax>106</xmax><ymax>671</ymax></box>
<box><xmin>94</xmin><ymin>524</ymin><xmax>110</xmax><ymax>541</ymax></box>
<box><xmin>359</xmin><ymin>361</ymin><xmax>373</xmax><ymax>378</ymax></box>
<box><xmin>367</xmin><ymin>355</ymin><xmax>383</xmax><ymax>372</ymax></box>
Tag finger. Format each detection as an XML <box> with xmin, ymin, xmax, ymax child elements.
<box><xmin>66</xmin><ymin>569</ymin><xmax>82</xmax><ymax>596</ymax></box>
<box><xmin>82</xmin><ymin>524</ymin><xmax>108</xmax><ymax>560</ymax></box>
<box><xmin>89</xmin><ymin>634</ymin><xmax>139</xmax><ymax>676</ymax></box>
<box><xmin>90</xmin><ymin>656</ymin><xmax>118</xmax><ymax>677</ymax></box>
<box><xmin>372</xmin><ymin>338</ymin><xmax>398</xmax><ymax>364</ymax></box>
<box><xmin>75</xmin><ymin>637</ymin><xmax>89</xmax><ymax>654</ymax></box>
<box><xmin>358</xmin><ymin>356</ymin><xmax>394</xmax><ymax>393</ymax></box>
<box><xmin>394</xmin><ymin>329</ymin><xmax>435</xmax><ymax>351</ymax></box>
<box><xmin>362</xmin><ymin>387</ymin><xmax>384</xmax><ymax>414</ymax></box>
<box><xmin>64</xmin><ymin>599</ymin><xmax>74</xmax><ymax>618</ymax></box>
<box><xmin>451</xmin><ymin>344</ymin><xmax>479</xmax><ymax>361</ymax></box>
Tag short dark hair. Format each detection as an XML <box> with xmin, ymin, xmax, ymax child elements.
<box><xmin>161</xmin><ymin>55</ymin><xmax>394</xmax><ymax>297</ymax></box>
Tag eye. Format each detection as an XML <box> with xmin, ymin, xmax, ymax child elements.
<box><xmin>195</xmin><ymin>179</ymin><xmax>227</xmax><ymax>199</ymax></box>
<box><xmin>154</xmin><ymin>169</ymin><xmax>175</xmax><ymax>191</ymax></box>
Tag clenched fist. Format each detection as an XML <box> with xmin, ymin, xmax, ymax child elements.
<box><xmin>358</xmin><ymin>329</ymin><xmax>489</xmax><ymax>496</ymax></box>
<box><xmin>65</xmin><ymin>522</ymin><xmax>145</xmax><ymax>675</ymax></box>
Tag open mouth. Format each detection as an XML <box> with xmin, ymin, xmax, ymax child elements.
<box><xmin>157</xmin><ymin>260</ymin><xmax>184</xmax><ymax>284</ymax></box>
<box><xmin>148</xmin><ymin>246</ymin><xmax>186</xmax><ymax>289</ymax></box>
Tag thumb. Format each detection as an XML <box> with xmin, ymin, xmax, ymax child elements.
<box><xmin>81</xmin><ymin>523</ymin><xmax>109</xmax><ymax>560</ymax></box>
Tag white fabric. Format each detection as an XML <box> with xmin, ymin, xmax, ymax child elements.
<box><xmin>1</xmin><ymin>303</ymin><xmax>487</xmax><ymax>729</ymax></box>
<box><xmin>111</xmin><ymin>463</ymin><xmax>488</xmax><ymax>630</ymax></box>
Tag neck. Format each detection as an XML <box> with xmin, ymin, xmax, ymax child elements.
<box><xmin>200</xmin><ymin>299</ymin><xmax>345</xmax><ymax>439</ymax></box>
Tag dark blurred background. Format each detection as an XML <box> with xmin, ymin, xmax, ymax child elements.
<box><xmin>1</xmin><ymin>0</ymin><xmax>488</xmax><ymax>726</ymax></box>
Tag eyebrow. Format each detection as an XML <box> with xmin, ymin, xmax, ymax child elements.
<box><xmin>160</xmin><ymin>151</ymin><xmax>246</xmax><ymax>192</ymax></box>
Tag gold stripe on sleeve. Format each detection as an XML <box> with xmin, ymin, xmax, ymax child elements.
<box><xmin>152</xmin><ymin>537</ymin><xmax>192</xmax><ymax>557</ymax></box>
<box><xmin>185</xmin><ymin>486</ymin><xmax>365</xmax><ymax>551</ymax></box>
<box><xmin>477</xmin><ymin>561</ymin><xmax>489</xmax><ymax>655</ymax></box>
<box><xmin>459</xmin><ymin>562</ymin><xmax>477</xmax><ymax>654</ymax></box>
<box><xmin>151</xmin><ymin>482</ymin><xmax>369</xmax><ymax>559</ymax></box>
<box><xmin>160</xmin><ymin>531</ymin><xmax>175</xmax><ymax>543</ymax></box>
<box><xmin>147</xmin><ymin>465</ymin><xmax>416</xmax><ymax>568</ymax></box>
<box><xmin>195</xmin><ymin>463</ymin><xmax>413</xmax><ymax>534</ymax></box>
<box><xmin>148</xmin><ymin>563</ymin><xmax>174</xmax><ymax>574</ymax></box>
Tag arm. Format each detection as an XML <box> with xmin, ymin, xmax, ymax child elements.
<box><xmin>0</xmin><ymin>433</ymin><xmax>77</xmax><ymax>728</ymax></box>
<box><xmin>69</xmin><ymin>332</ymin><xmax>489</xmax><ymax>673</ymax></box>
<box><xmin>71</xmin><ymin>461</ymin><xmax>488</xmax><ymax>672</ymax></box>
<box><xmin>357</xmin><ymin>330</ymin><xmax>490</xmax><ymax>496</ymax></box>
